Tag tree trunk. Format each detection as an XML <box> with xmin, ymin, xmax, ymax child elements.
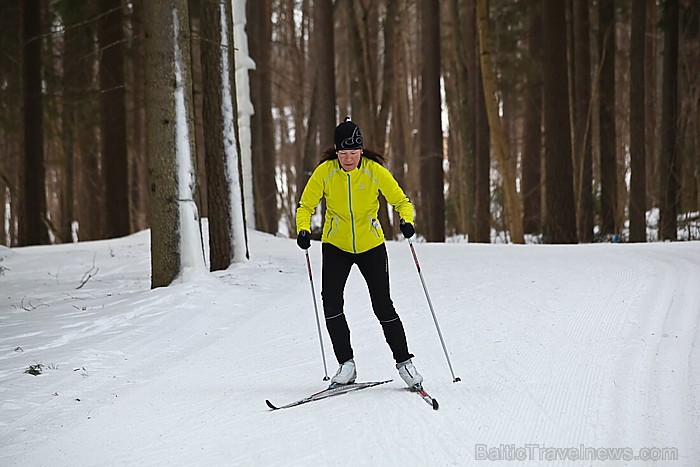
<box><xmin>573</xmin><ymin>0</ymin><xmax>593</xmax><ymax>242</ymax></box>
<box><xmin>542</xmin><ymin>0</ymin><xmax>577</xmax><ymax>243</ymax></box>
<box><xmin>0</xmin><ymin>1</ymin><xmax>21</xmax><ymax>246</ymax></box>
<box><xmin>128</xmin><ymin>0</ymin><xmax>150</xmax><ymax>233</ymax></box>
<box><xmin>522</xmin><ymin>3</ymin><xmax>543</xmax><ymax>235</ymax></box>
<box><xmin>598</xmin><ymin>0</ymin><xmax>617</xmax><ymax>236</ymax></box>
<box><xmin>20</xmin><ymin>0</ymin><xmax>50</xmax><ymax>246</ymax></box>
<box><xmin>61</xmin><ymin>2</ymin><xmax>82</xmax><ymax>243</ymax></box>
<box><xmin>201</xmin><ymin>0</ymin><xmax>232</xmax><ymax>269</ymax></box>
<box><xmin>248</xmin><ymin>0</ymin><xmax>277</xmax><ymax>234</ymax></box>
<box><xmin>188</xmin><ymin>0</ymin><xmax>208</xmax><ymax>222</ymax></box>
<box><xmin>98</xmin><ymin>0</ymin><xmax>130</xmax><ymax>238</ymax></box>
<box><xmin>658</xmin><ymin>0</ymin><xmax>679</xmax><ymax>241</ymax></box>
<box><xmin>475</xmin><ymin>0</ymin><xmax>524</xmax><ymax>244</ymax></box>
<box><xmin>376</xmin><ymin>0</ymin><xmax>399</xmax><ymax>238</ymax></box>
<box><xmin>144</xmin><ymin>0</ymin><xmax>206</xmax><ymax>287</ymax></box>
<box><xmin>419</xmin><ymin>0</ymin><xmax>445</xmax><ymax>242</ymax></box>
<box><xmin>449</xmin><ymin>0</ymin><xmax>475</xmax><ymax>237</ymax></box>
<box><xmin>644</xmin><ymin>0</ymin><xmax>657</xmax><ymax>208</ymax></box>
<box><xmin>298</xmin><ymin>1</ymin><xmax>329</xmax><ymax>198</ymax></box>
<box><xmin>469</xmin><ymin>0</ymin><xmax>491</xmax><ymax>244</ymax></box>
<box><xmin>316</xmin><ymin>0</ymin><xmax>336</xmax><ymax>147</ymax></box>
<box><xmin>629</xmin><ymin>0</ymin><xmax>647</xmax><ymax>242</ymax></box>
<box><xmin>389</xmin><ymin>17</ymin><xmax>414</xmax><ymax>240</ymax></box>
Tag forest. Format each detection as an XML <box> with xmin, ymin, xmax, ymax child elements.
<box><xmin>2</xmin><ymin>0</ymin><xmax>699</xmax><ymax>257</ymax></box>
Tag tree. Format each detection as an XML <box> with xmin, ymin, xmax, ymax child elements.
<box><xmin>573</xmin><ymin>0</ymin><xmax>593</xmax><ymax>242</ymax></box>
<box><xmin>419</xmin><ymin>0</ymin><xmax>445</xmax><ymax>242</ymax></box>
<box><xmin>468</xmin><ymin>1</ymin><xmax>491</xmax><ymax>244</ymax></box>
<box><xmin>298</xmin><ymin>0</ymin><xmax>335</xmax><ymax>200</ymax></box>
<box><xmin>658</xmin><ymin>0</ymin><xmax>680</xmax><ymax>241</ymax></box>
<box><xmin>522</xmin><ymin>3</ymin><xmax>543</xmax><ymax>235</ymax></box>
<box><xmin>98</xmin><ymin>0</ymin><xmax>130</xmax><ymax>238</ymax></box>
<box><xmin>315</xmin><ymin>0</ymin><xmax>335</xmax><ymax>148</ymax></box>
<box><xmin>445</xmin><ymin>0</ymin><xmax>475</xmax><ymax>237</ymax></box>
<box><xmin>144</xmin><ymin>0</ymin><xmax>206</xmax><ymax>287</ymax></box>
<box><xmin>60</xmin><ymin>1</ymin><xmax>101</xmax><ymax>242</ymax></box>
<box><xmin>388</xmin><ymin>3</ymin><xmax>417</xmax><ymax>240</ymax></box>
<box><xmin>345</xmin><ymin>1</ymin><xmax>400</xmax><ymax>238</ymax></box>
<box><xmin>20</xmin><ymin>0</ymin><xmax>50</xmax><ymax>246</ymax></box>
<box><xmin>475</xmin><ymin>0</ymin><xmax>524</xmax><ymax>244</ymax></box>
<box><xmin>201</xmin><ymin>0</ymin><xmax>248</xmax><ymax>270</ymax></box>
<box><xmin>542</xmin><ymin>0</ymin><xmax>577</xmax><ymax>243</ymax></box>
<box><xmin>0</xmin><ymin>1</ymin><xmax>22</xmax><ymax>246</ymax></box>
<box><xmin>247</xmin><ymin>0</ymin><xmax>277</xmax><ymax>234</ymax></box>
<box><xmin>127</xmin><ymin>0</ymin><xmax>150</xmax><ymax>233</ymax></box>
<box><xmin>629</xmin><ymin>0</ymin><xmax>647</xmax><ymax>242</ymax></box>
<box><xmin>598</xmin><ymin>0</ymin><xmax>617</xmax><ymax>237</ymax></box>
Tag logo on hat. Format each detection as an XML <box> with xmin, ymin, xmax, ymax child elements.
<box><xmin>334</xmin><ymin>117</ymin><xmax>363</xmax><ymax>150</ymax></box>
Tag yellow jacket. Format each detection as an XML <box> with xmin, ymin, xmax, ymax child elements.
<box><xmin>296</xmin><ymin>157</ymin><xmax>414</xmax><ymax>254</ymax></box>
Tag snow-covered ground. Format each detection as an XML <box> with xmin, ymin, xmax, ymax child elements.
<box><xmin>1</xmin><ymin>230</ymin><xmax>698</xmax><ymax>466</ymax></box>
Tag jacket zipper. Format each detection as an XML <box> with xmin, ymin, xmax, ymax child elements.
<box><xmin>347</xmin><ymin>173</ymin><xmax>356</xmax><ymax>253</ymax></box>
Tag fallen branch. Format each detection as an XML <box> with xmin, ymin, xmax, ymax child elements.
<box><xmin>76</xmin><ymin>253</ymin><xmax>99</xmax><ymax>290</ymax></box>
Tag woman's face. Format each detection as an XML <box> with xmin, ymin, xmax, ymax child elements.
<box><xmin>338</xmin><ymin>149</ymin><xmax>362</xmax><ymax>171</ymax></box>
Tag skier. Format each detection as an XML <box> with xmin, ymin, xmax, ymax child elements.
<box><xmin>295</xmin><ymin>117</ymin><xmax>423</xmax><ymax>389</ymax></box>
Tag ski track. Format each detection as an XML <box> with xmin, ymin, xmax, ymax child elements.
<box><xmin>0</xmin><ymin>233</ymin><xmax>698</xmax><ymax>466</ymax></box>
<box><xmin>606</xmin><ymin>247</ymin><xmax>700</xmax><ymax>464</ymax></box>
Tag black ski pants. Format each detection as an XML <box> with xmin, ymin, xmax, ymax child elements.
<box><xmin>321</xmin><ymin>242</ymin><xmax>413</xmax><ymax>365</ymax></box>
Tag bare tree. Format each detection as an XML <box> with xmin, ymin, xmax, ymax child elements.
<box><xmin>598</xmin><ymin>0</ymin><xmax>618</xmax><ymax>237</ymax></box>
<box><xmin>247</xmin><ymin>0</ymin><xmax>277</xmax><ymax>234</ymax></box>
<box><xmin>658</xmin><ymin>0</ymin><xmax>680</xmax><ymax>241</ymax></box>
<box><xmin>542</xmin><ymin>0</ymin><xmax>577</xmax><ymax>243</ymax></box>
<box><xmin>470</xmin><ymin>0</ymin><xmax>491</xmax><ymax>243</ymax></box>
<box><xmin>445</xmin><ymin>0</ymin><xmax>475</xmax><ymax>237</ymax></box>
<box><xmin>298</xmin><ymin>0</ymin><xmax>334</xmax><ymax>198</ymax></box>
<box><xmin>201</xmin><ymin>0</ymin><xmax>248</xmax><ymax>269</ymax></box>
<box><xmin>522</xmin><ymin>2</ymin><xmax>543</xmax><ymax>235</ymax></box>
<box><xmin>476</xmin><ymin>0</ymin><xmax>524</xmax><ymax>244</ymax></box>
<box><xmin>419</xmin><ymin>0</ymin><xmax>445</xmax><ymax>242</ymax></box>
<box><xmin>629</xmin><ymin>0</ymin><xmax>647</xmax><ymax>242</ymax></box>
<box><xmin>20</xmin><ymin>0</ymin><xmax>49</xmax><ymax>246</ymax></box>
<box><xmin>315</xmin><ymin>0</ymin><xmax>335</xmax><ymax>146</ymax></box>
<box><xmin>644</xmin><ymin>0</ymin><xmax>658</xmax><ymax>208</ymax></box>
<box><xmin>144</xmin><ymin>0</ymin><xmax>206</xmax><ymax>287</ymax></box>
<box><xmin>127</xmin><ymin>0</ymin><xmax>150</xmax><ymax>233</ymax></box>
<box><xmin>59</xmin><ymin>1</ymin><xmax>103</xmax><ymax>243</ymax></box>
<box><xmin>98</xmin><ymin>0</ymin><xmax>130</xmax><ymax>238</ymax></box>
<box><xmin>573</xmin><ymin>0</ymin><xmax>593</xmax><ymax>242</ymax></box>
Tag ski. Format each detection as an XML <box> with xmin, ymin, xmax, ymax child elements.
<box><xmin>266</xmin><ymin>379</ymin><xmax>392</xmax><ymax>410</ymax></box>
<box><xmin>410</xmin><ymin>384</ymin><xmax>439</xmax><ymax>410</ymax></box>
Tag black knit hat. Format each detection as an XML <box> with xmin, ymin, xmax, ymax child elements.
<box><xmin>334</xmin><ymin>117</ymin><xmax>363</xmax><ymax>150</ymax></box>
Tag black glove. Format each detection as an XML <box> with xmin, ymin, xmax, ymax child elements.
<box><xmin>400</xmin><ymin>220</ymin><xmax>415</xmax><ymax>239</ymax></box>
<box><xmin>297</xmin><ymin>230</ymin><xmax>311</xmax><ymax>249</ymax></box>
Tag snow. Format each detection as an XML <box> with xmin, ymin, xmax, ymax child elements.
<box><xmin>172</xmin><ymin>7</ymin><xmax>206</xmax><ymax>275</ymax></box>
<box><xmin>232</xmin><ymin>0</ymin><xmax>257</xmax><ymax>229</ymax></box>
<box><xmin>219</xmin><ymin>2</ymin><xmax>247</xmax><ymax>263</ymax></box>
<box><xmin>1</xmin><ymin>230</ymin><xmax>699</xmax><ymax>466</ymax></box>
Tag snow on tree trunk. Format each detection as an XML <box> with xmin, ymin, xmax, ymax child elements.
<box><xmin>145</xmin><ymin>1</ymin><xmax>207</xmax><ymax>288</ymax></box>
<box><xmin>219</xmin><ymin>3</ymin><xmax>247</xmax><ymax>263</ymax></box>
<box><xmin>173</xmin><ymin>9</ymin><xmax>206</xmax><ymax>275</ymax></box>
<box><xmin>232</xmin><ymin>0</ymin><xmax>256</xmax><ymax>229</ymax></box>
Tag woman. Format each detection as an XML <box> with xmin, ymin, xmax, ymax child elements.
<box><xmin>295</xmin><ymin>117</ymin><xmax>423</xmax><ymax>389</ymax></box>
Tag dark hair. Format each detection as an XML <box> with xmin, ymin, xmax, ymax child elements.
<box><xmin>319</xmin><ymin>146</ymin><xmax>386</xmax><ymax>166</ymax></box>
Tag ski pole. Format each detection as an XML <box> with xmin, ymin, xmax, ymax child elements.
<box><xmin>305</xmin><ymin>249</ymin><xmax>330</xmax><ymax>381</ymax></box>
<box><xmin>407</xmin><ymin>237</ymin><xmax>461</xmax><ymax>383</ymax></box>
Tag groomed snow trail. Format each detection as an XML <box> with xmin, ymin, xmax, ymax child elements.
<box><xmin>0</xmin><ymin>232</ymin><xmax>698</xmax><ymax>466</ymax></box>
